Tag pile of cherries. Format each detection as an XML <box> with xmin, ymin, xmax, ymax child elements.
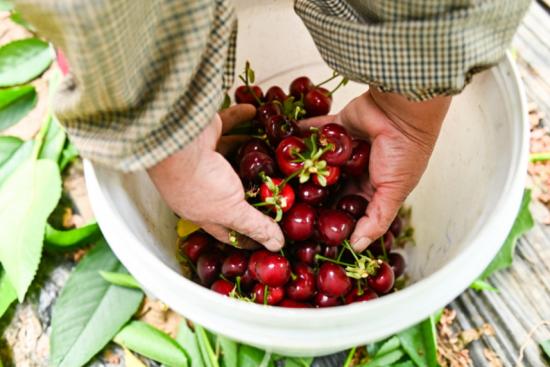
<box><xmin>177</xmin><ymin>65</ymin><xmax>410</xmax><ymax>308</ymax></box>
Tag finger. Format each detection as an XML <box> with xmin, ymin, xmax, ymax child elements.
<box><xmin>222</xmin><ymin>201</ymin><xmax>285</xmax><ymax>252</ymax></box>
<box><xmin>219</xmin><ymin>104</ymin><xmax>257</xmax><ymax>134</ymax></box>
<box><xmin>349</xmin><ymin>186</ymin><xmax>402</xmax><ymax>252</ymax></box>
<box><xmin>201</xmin><ymin>223</ymin><xmax>261</xmax><ymax>250</ymax></box>
<box><xmin>217</xmin><ymin>135</ymin><xmax>251</xmax><ymax>156</ymax></box>
<box><xmin>298</xmin><ymin>114</ymin><xmax>337</xmax><ymax>131</ymax></box>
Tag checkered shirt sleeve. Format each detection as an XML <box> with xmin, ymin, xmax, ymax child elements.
<box><xmin>295</xmin><ymin>0</ymin><xmax>531</xmax><ymax>101</ymax></box>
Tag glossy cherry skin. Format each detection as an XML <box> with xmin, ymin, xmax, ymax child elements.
<box><xmin>304</xmin><ymin>88</ymin><xmax>332</xmax><ymax>117</ymax></box>
<box><xmin>239</xmin><ymin>151</ymin><xmax>276</xmax><ymax>183</ymax></box>
<box><xmin>314</xmin><ymin>293</ymin><xmax>341</xmax><ymax>308</ymax></box>
<box><xmin>355</xmin><ymin>289</ymin><xmax>379</xmax><ymax>303</ymax></box>
<box><xmin>369</xmin><ymin>231</ymin><xmax>394</xmax><ymax>257</ymax></box>
<box><xmin>259</xmin><ymin>178</ymin><xmax>295</xmax><ymax>213</ymax></box>
<box><xmin>255</xmin><ymin>253</ymin><xmax>291</xmax><ymax>287</ymax></box>
<box><xmin>211</xmin><ymin>279</ymin><xmax>235</xmax><ymax>296</ymax></box>
<box><xmin>265</xmin><ymin>86</ymin><xmax>287</xmax><ymax>103</ymax></box>
<box><xmin>296</xmin><ymin>182</ymin><xmax>329</xmax><ymax>207</ymax></box>
<box><xmin>286</xmin><ymin>263</ymin><xmax>316</xmax><ymax>301</ymax></box>
<box><xmin>276</xmin><ymin>136</ymin><xmax>307</xmax><ymax>176</ymax></box>
<box><xmin>317</xmin><ymin>209</ymin><xmax>355</xmax><ymax>246</ymax></box>
<box><xmin>344</xmin><ymin>139</ymin><xmax>370</xmax><ymax>177</ymax></box>
<box><xmin>319</xmin><ymin>123</ymin><xmax>353</xmax><ymax>166</ymax></box>
<box><xmin>236</xmin><ymin>138</ymin><xmax>271</xmax><ymax>164</ymax></box>
<box><xmin>221</xmin><ymin>252</ymin><xmax>248</xmax><ymax>278</ymax></box>
<box><xmin>313</xmin><ymin>165</ymin><xmax>341</xmax><ymax>187</ymax></box>
<box><xmin>389</xmin><ymin>252</ymin><xmax>406</xmax><ymax>278</ymax></box>
<box><xmin>294</xmin><ymin>242</ymin><xmax>322</xmax><ymax>265</ymax></box>
<box><xmin>239</xmin><ymin>269</ymin><xmax>256</xmax><ymax>292</ymax></box>
<box><xmin>367</xmin><ymin>262</ymin><xmax>395</xmax><ymax>294</ymax></box>
<box><xmin>179</xmin><ymin>232</ymin><xmax>212</xmax><ymax>263</ymax></box>
<box><xmin>281</xmin><ymin>203</ymin><xmax>316</xmax><ymax>241</ymax></box>
<box><xmin>321</xmin><ymin>245</ymin><xmax>339</xmax><ymax>259</ymax></box>
<box><xmin>344</xmin><ymin>287</ymin><xmax>378</xmax><ymax>304</ymax></box>
<box><xmin>389</xmin><ymin>216</ymin><xmax>403</xmax><ymax>237</ymax></box>
<box><xmin>235</xmin><ymin>85</ymin><xmax>263</xmax><ymax>106</ymax></box>
<box><xmin>265</xmin><ymin>115</ymin><xmax>300</xmax><ymax>146</ymax></box>
<box><xmin>289</xmin><ymin>76</ymin><xmax>313</xmax><ymax>99</ymax></box>
<box><xmin>256</xmin><ymin>102</ymin><xmax>282</xmax><ymax>126</ymax></box>
<box><xmin>248</xmin><ymin>250</ymin><xmax>270</xmax><ymax>280</ymax></box>
<box><xmin>279</xmin><ymin>299</ymin><xmax>312</xmax><ymax>308</ymax></box>
<box><xmin>336</xmin><ymin>194</ymin><xmax>368</xmax><ymax>220</ymax></box>
<box><xmin>316</xmin><ymin>262</ymin><xmax>351</xmax><ymax>297</ymax></box>
<box><xmin>252</xmin><ymin>284</ymin><xmax>285</xmax><ymax>305</ymax></box>
<box><xmin>196</xmin><ymin>253</ymin><xmax>222</xmax><ymax>286</ymax></box>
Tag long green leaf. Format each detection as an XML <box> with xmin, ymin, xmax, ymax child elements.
<box><xmin>50</xmin><ymin>241</ymin><xmax>144</xmax><ymax>367</ymax></box>
<box><xmin>0</xmin><ymin>85</ymin><xmax>37</xmax><ymax>131</ymax></box>
<box><xmin>58</xmin><ymin>141</ymin><xmax>78</xmax><ymax>171</ymax></box>
<box><xmin>0</xmin><ymin>38</ymin><xmax>52</xmax><ymax>87</ymax></box>
<box><xmin>480</xmin><ymin>189</ymin><xmax>533</xmax><ymax>279</ymax></box>
<box><xmin>45</xmin><ymin>221</ymin><xmax>100</xmax><ymax>249</ymax></box>
<box><xmin>0</xmin><ymin>159</ymin><xmax>61</xmax><ymax>300</ymax></box>
<box><xmin>176</xmin><ymin>321</ymin><xmax>205</xmax><ymax>367</ymax></box>
<box><xmin>38</xmin><ymin>116</ymin><xmax>65</xmax><ymax>162</ymax></box>
<box><xmin>114</xmin><ymin>321</ymin><xmax>189</xmax><ymax>367</ymax></box>
<box><xmin>195</xmin><ymin>325</ymin><xmax>220</xmax><ymax>367</ymax></box>
<box><xmin>282</xmin><ymin>356</ymin><xmax>313</xmax><ymax>367</ymax></box>
<box><xmin>218</xmin><ymin>336</ymin><xmax>237</xmax><ymax>367</ymax></box>
<box><xmin>0</xmin><ymin>139</ymin><xmax>32</xmax><ymax>186</ymax></box>
<box><xmin>361</xmin><ymin>349</ymin><xmax>405</xmax><ymax>367</ymax></box>
<box><xmin>237</xmin><ymin>344</ymin><xmax>266</xmax><ymax>367</ymax></box>
<box><xmin>398</xmin><ymin>316</ymin><xmax>438</xmax><ymax>367</ymax></box>
<box><xmin>374</xmin><ymin>336</ymin><xmax>401</xmax><ymax>357</ymax></box>
<box><xmin>99</xmin><ymin>271</ymin><xmax>141</xmax><ymax>289</ymax></box>
<box><xmin>0</xmin><ymin>135</ymin><xmax>23</xmax><ymax>165</ymax></box>
<box><xmin>0</xmin><ymin>267</ymin><xmax>17</xmax><ymax>319</ymax></box>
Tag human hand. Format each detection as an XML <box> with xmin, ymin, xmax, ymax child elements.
<box><xmin>147</xmin><ymin>104</ymin><xmax>284</xmax><ymax>251</ymax></box>
<box><xmin>302</xmin><ymin>88</ymin><xmax>451</xmax><ymax>252</ymax></box>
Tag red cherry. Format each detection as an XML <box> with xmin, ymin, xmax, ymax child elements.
<box><xmin>355</xmin><ymin>289</ymin><xmax>378</xmax><ymax>303</ymax></box>
<box><xmin>369</xmin><ymin>232</ymin><xmax>394</xmax><ymax>257</ymax></box>
<box><xmin>321</xmin><ymin>245</ymin><xmax>339</xmax><ymax>259</ymax></box>
<box><xmin>304</xmin><ymin>88</ymin><xmax>332</xmax><ymax>117</ymax></box>
<box><xmin>239</xmin><ymin>269</ymin><xmax>256</xmax><ymax>292</ymax></box>
<box><xmin>178</xmin><ymin>232</ymin><xmax>212</xmax><ymax>263</ymax></box>
<box><xmin>317</xmin><ymin>209</ymin><xmax>355</xmax><ymax>246</ymax></box>
<box><xmin>196</xmin><ymin>253</ymin><xmax>222</xmax><ymax>286</ymax></box>
<box><xmin>289</xmin><ymin>76</ymin><xmax>313</xmax><ymax>99</ymax></box>
<box><xmin>236</xmin><ymin>138</ymin><xmax>271</xmax><ymax>164</ymax></box>
<box><xmin>344</xmin><ymin>287</ymin><xmax>378</xmax><ymax>304</ymax></box>
<box><xmin>252</xmin><ymin>284</ymin><xmax>285</xmax><ymax>305</ymax></box>
<box><xmin>255</xmin><ymin>253</ymin><xmax>291</xmax><ymax>287</ymax></box>
<box><xmin>319</xmin><ymin>123</ymin><xmax>353</xmax><ymax>166</ymax></box>
<box><xmin>389</xmin><ymin>216</ymin><xmax>403</xmax><ymax>237</ymax></box>
<box><xmin>389</xmin><ymin>252</ymin><xmax>406</xmax><ymax>278</ymax></box>
<box><xmin>296</xmin><ymin>182</ymin><xmax>329</xmax><ymax>207</ymax></box>
<box><xmin>344</xmin><ymin>139</ymin><xmax>370</xmax><ymax>177</ymax></box>
<box><xmin>316</xmin><ymin>262</ymin><xmax>351</xmax><ymax>297</ymax></box>
<box><xmin>256</xmin><ymin>102</ymin><xmax>282</xmax><ymax>126</ymax></box>
<box><xmin>275</xmin><ymin>136</ymin><xmax>307</xmax><ymax>176</ymax></box>
<box><xmin>294</xmin><ymin>242</ymin><xmax>321</xmax><ymax>265</ymax></box>
<box><xmin>314</xmin><ymin>293</ymin><xmax>341</xmax><ymax>308</ymax></box>
<box><xmin>235</xmin><ymin>85</ymin><xmax>263</xmax><ymax>106</ymax></box>
<box><xmin>312</xmin><ymin>165</ymin><xmax>340</xmax><ymax>187</ymax></box>
<box><xmin>265</xmin><ymin>86</ymin><xmax>287</xmax><ymax>103</ymax></box>
<box><xmin>221</xmin><ymin>252</ymin><xmax>248</xmax><ymax>278</ymax></box>
<box><xmin>248</xmin><ymin>250</ymin><xmax>270</xmax><ymax>280</ymax></box>
<box><xmin>286</xmin><ymin>263</ymin><xmax>316</xmax><ymax>301</ymax></box>
<box><xmin>279</xmin><ymin>299</ymin><xmax>312</xmax><ymax>308</ymax></box>
<box><xmin>336</xmin><ymin>194</ymin><xmax>368</xmax><ymax>219</ymax></box>
<box><xmin>281</xmin><ymin>203</ymin><xmax>316</xmax><ymax>241</ymax></box>
<box><xmin>265</xmin><ymin>115</ymin><xmax>300</xmax><ymax>146</ymax></box>
<box><xmin>367</xmin><ymin>262</ymin><xmax>395</xmax><ymax>294</ymax></box>
<box><xmin>211</xmin><ymin>279</ymin><xmax>235</xmax><ymax>296</ymax></box>
<box><xmin>259</xmin><ymin>178</ymin><xmax>295</xmax><ymax>213</ymax></box>
<box><xmin>239</xmin><ymin>151</ymin><xmax>276</xmax><ymax>183</ymax></box>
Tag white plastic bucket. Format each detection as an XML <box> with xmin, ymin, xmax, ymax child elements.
<box><xmin>83</xmin><ymin>0</ymin><xmax>528</xmax><ymax>357</ymax></box>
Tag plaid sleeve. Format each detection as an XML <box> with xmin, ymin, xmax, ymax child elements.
<box><xmin>14</xmin><ymin>0</ymin><xmax>236</xmax><ymax>171</ymax></box>
<box><xmin>295</xmin><ymin>0</ymin><xmax>530</xmax><ymax>101</ymax></box>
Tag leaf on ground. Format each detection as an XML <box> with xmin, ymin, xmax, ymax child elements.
<box><xmin>282</xmin><ymin>356</ymin><xmax>313</xmax><ymax>367</ymax></box>
<box><xmin>470</xmin><ymin>279</ymin><xmax>498</xmax><ymax>292</ymax></box>
<box><xmin>38</xmin><ymin>116</ymin><xmax>65</xmax><ymax>162</ymax></box>
<box><xmin>0</xmin><ymin>85</ymin><xmax>37</xmax><ymax>131</ymax></box>
<box><xmin>480</xmin><ymin>189</ymin><xmax>533</xmax><ymax>279</ymax></box>
<box><xmin>176</xmin><ymin>321</ymin><xmax>205</xmax><ymax>367</ymax></box>
<box><xmin>218</xmin><ymin>335</ymin><xmax>238</xmax><ymax>367</ymax></box>
<box><xmin>0</xmin><ymin>38</ymin><xmax>52</xmax><ymax>87</ymax></box>
<box><xmin>0</xmin><ymin>267</ymin><xmax>17</xmax><ymax>319</ymax></box>
<box><xmin>114</xmin><ymin>320</ymin><xmax>189</xmax><ymax>367</ymax></box>
<box><xmin>45</xmin><ymin>221</ymin><xmax>100</xmax><ymax>249</ymax></box>
<box><xmin>50</xmin><ymin>240</ymin><xmax>144</xmax><ymax>367</ymax></box>
<box><xmin>0</xmin><ymin>159</ymin><xmax>61</xmax><ymax>300</ymax></box>
<box><xmin>362</xmin><ymin>349</ymin><xmax>405</xmax><ymax>367</ymax></box>
<box><xmin>0</xmin><ymin>139</ymin><xmax>33</xmax><ymax>186</ymax></box>
<box><xmin>195</xmin><ymin>324</ymin><xmax>220</xmax><ymax>367</ymax></box>
<box><xmin>237</xmin><ymin>344</ymin><xmax>266</xmax><ymax>367</ymax></box>
<box><xmin>0</xmin><ymin>135</ymin><xmax>23</xmax><ymax>165</ymax></box>
<box><xmin>398</xmin><ymin>316</ymin><xmax>438</xmax><ymax>367</ymax></box>
<box><xmin>99</xmin><ymin>271</ymin><xmax>141</xmax><ymax>289</ymax></box>
<box><xmin>374</xmin><ymin>336</ymin><xmax>401</xmax><ymax>357</ymax></box>
<box><xmin>541</xmin><ymin>340</ymin><xmax>550</xmax><ymax>360</ymax></box>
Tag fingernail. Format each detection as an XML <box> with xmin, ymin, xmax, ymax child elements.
<box><xmin>352</xmin><ymin>237</ymin><xmax>372</xmax><ymax>252</ymax></box>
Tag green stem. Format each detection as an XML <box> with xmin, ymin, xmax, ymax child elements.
<box><xmin>315</xmin><ymin>71</ymin><xmax>339</xmax><ymax>88</ymax></box>
<box><xmin>343</xmin><ymin>346</ymin><xmax>356</xmax><ymax>367</ymax></box>
<box><xmin>329</xmin><ymin>76</ymin><xmax>349</xmax><ymax>95</ymax></box>
<box><xmin>530</xmin><ymin>152</ymin><xmax>550</xmax><ymax>162</ymax></box>
<box><xmin>196</xmin><ymin>326</ymin><xmax>220</xmax><ymax>367</ymax></box>
<box><xmin>343</xmin><ymin>240</ymin><xmax>360</xmax><ymax>262</ymax></box>
<box><xmin>315</xmin><ymin>254</ymin><xmax>353</xmax><ymax>267</ymax></box>
<box><xmin>32</xmin><ymin>114</ymin><xmax>52</xmax><ymax>159</ymax></box>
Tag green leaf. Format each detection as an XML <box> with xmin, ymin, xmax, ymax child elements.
<box><xmin>58</xmin><ymin>141</ymin><xmax>78</xmax><ymax>171</ymax></box>
<box><xmin>99</xmin><ymin>271</ymin><xmax>141</xmax><ymax>289</ymax></box>
<box><xmin>540</xmin><ymin>340</ymin><xmax>550</xmax><ymax>360</ymax></box>
<box><xmin>0</xmin><ymin>85</ymin><xmax>37</xmax><ymax>131</ymax></box>
<box><xmin>0</xmin><ymin>267</ymin><xmax>17</xmax><ymax>319</ymax></box>
<box><xmin>0</xmin><ymin>159</ymin><xmax>61</xmax><ymax>300</ymax></box>
<box><xmin>176</xmin><ymin>321</ymin><xmax>205</xmax><ymax>367</ymax></box>
<box><xmin>470</xmin><ymin>279</ymin><xmax>498</xmax><ymax>292</ymax></box>
<box><xmin>0</xmin><ymin>139</ymin><xmax>32</xmax><ymax>186</ymax></box>
<box><xmin>392</xmin><ymin>362</ymin><xmax>416</xmax><ymax>367</ymax></box>
<box><xmin>0</xmin><ymin>135</ymin><xmax>22</xmax><ymax>164</ymax></box>
<box><xmin>45</xmin><ymin>221</ymin><xmax>100</xmax><ymax>249</ymax></box>
<box><xmin>361</xmin><ymin>349</ymin><xmax>405</xmax><ymax>367</ymax></box>
<box><xmin>9</xmin><ymin>12</ymin><xmax>34</xmax><ymax>32</ymax></box>
<box><xmin>114</xmin><ymin>321</ymin><xmax>189</xmax><ymax>367</ymax></box>
<box><xmin>282</xmin><ymin>356</ymin><xmax>313</xmax><ymax>367</ymax></box>
<box><xmin>480</xmin><ymin>189</ymin><xmax>533</xmax><ymax>279</ymax></box>
<box><xmin>38</xmin><ymin>116</ymin><xmax>65</xmax><ymax>162</ymax></box>
<box><xmin>237</xmin><ymin>344</ymin><xmax>265</xmax><ymax>367</ymax></box>
<box><xmin>0</xmin><ymin>38</ymin><xmax>52</xmax><ymax>87</ymax></box>
<box><xmin>218</xmin><ymin>336</ymin><xmax>237</xmax><ymax>367</ymax></box>
<box><xmin>374</xmin><ymin>336</ymin><xmax>401</xmax><ymax>357</ymax></box>
<box><xmin>398</xmin><ymin>316</ymin><xmax>438</xmax><ymax>367</ymax></box>
<box><xmin>195</xmin><ymin>325</ymin><xmax>220</xmax><ymax>367</ymax></box>
<box><xmin>0</xmin><ymin>0</ymin><xmax>13</xmax><ymax>11</ymax></box>
<box><xmin>50</xmin><ymin>241</ymin><xmax>144</xmax><ymax>367</ymax></box>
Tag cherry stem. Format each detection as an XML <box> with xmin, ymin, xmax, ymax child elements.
<box><xmin>336</xmin><ymin>246</ymin><xmax>346</xmax><ymax>262</ymax></box>
<box><xmin>315</xmin><ymin>71</ymin><xmax>339</xmax><ymax>88</ymax></box>
<box><xmin>356</xmin><ymin>279</ymin><xmax>364</xmax><ymax>295</ymax></box>
<box><xmin>343</xmin><ymin>240</ymin><xmax>360</xmax><ymax>262</ymax></box>
<box><xmin>239</xmin><ymin>61</ymin><xmax>263</xmax><ymax>106</ymax></box>
<box><xmin>315</xmin><ymin>254</ymin><xmax>353</xmax><ymax>267</ymax></box>
<box><xmin>329</xmin><ymin>76</ymin><xmax>349</xmax><ymax>95</ymax></box>
<box><xmin>279</xmin><ymin>169</ymin><xmax>300</xmax><ymax>187</ymax></box>
<box><xmin>263</xmin><ymin>285</ymin><xmax>269</xmax><ymax>305</ymax></box>
<box><xmin>380</xmin><ymin>237</ymin><xmax>389</xmax><ymax>261</ymax></box>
